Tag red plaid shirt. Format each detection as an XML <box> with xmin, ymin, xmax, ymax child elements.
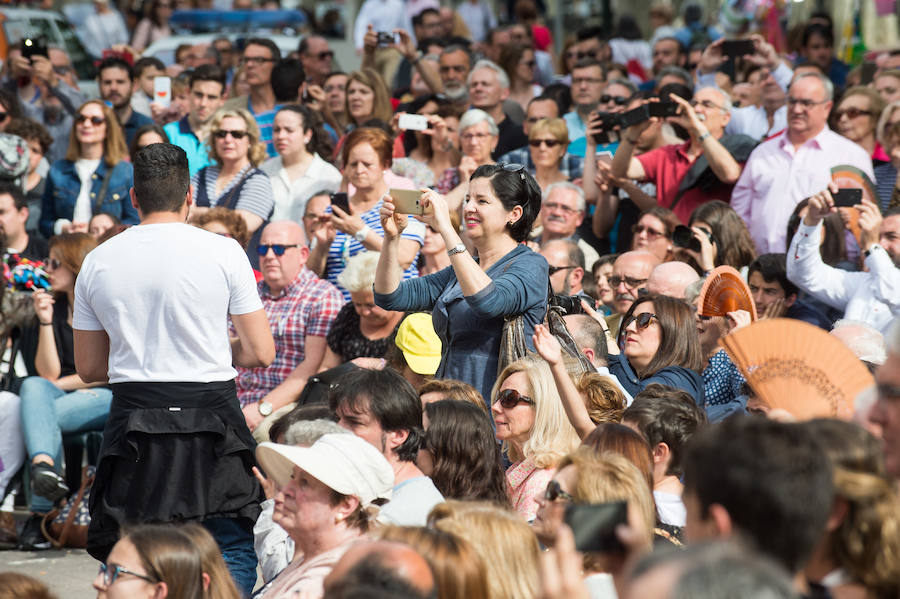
<box><xmin>236</xmin><ymin>268</ymin><xmax>344</xmax><ymax>406</ymax></box>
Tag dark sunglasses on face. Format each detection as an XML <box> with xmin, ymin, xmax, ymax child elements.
<box><xmin>493</xmin><ymin>388</ymin><xmax>534</xmax><ymax>409</ymax></box>
<box><xmin>44</xmin><ymin>257</ymin><xmax>61</xmax><ymax>270</ymax></box>
<box><xmin>315</xmin><ymin>51</ymin><xmax>334</xmax><ymax>60</ymax></box>
<box><xmin>0</xmin><ymin>112</ymin><xmax>8</xmax><ymax>122</ymax></box>
<box><xmin>544</xmin><ymin>480</ymin><xmax>574</xmax><ymax>502</ymax></box>
<box><xmin>256</xmin><ymin>243</ymin><xmax>300</xmax><ymax>256</ymax></box>
<box><xmin>214</xmin><ymin>129</ymin><xmax>248</xmax><ymax>140</ymax></box>
<box><xmin>608</xmin><ymin>275</ymin><xmax>648</xmax><ymax>288</ymax></box>
<box><xmin>528</xmin><ymin>138</ymin><xmax>562</xmax><ymax>148</ymax></box>
<box><xmin>75</xmin><ymin>115</ymin><xmax>105</xmax><ymax>125</ymax></box>
<box><xmin>601</xmin><ymin>94</ymin><xmax>628</xmax><ymax>105</ymax></box>
<box><xmin>623</xmin><ymin>312</ymin><xmax>659</xmax><ymax>331</ymax></box>
<box><xmin>834</xmin><ymin>107</ymin><xmax>872</xmax><ymax>120</ymax></box>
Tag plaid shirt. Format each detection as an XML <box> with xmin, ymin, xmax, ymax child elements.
<box><xmin>495</xmin><ymin>146</ymin><xmax>585</xmax><ymax>181</ymax></box>
<box><xmin>236</xmin><ymin>268</ymin><xmax>344</xmax><ymax>406</ymax></box>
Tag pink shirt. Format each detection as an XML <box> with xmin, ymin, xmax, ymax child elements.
<box><xmin>506</xmin><ymin>459</ymin><xmax>553</xmax><ymax>522</ymax></box>
<box><xmin>730</xmin><ymin>127</ymin><xmax>874</xmax><ymax>254</ymax></box>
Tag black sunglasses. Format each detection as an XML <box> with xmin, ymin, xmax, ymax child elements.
<box><xmin>623</xmin><ymin>312</ymin><xmax>659</xmax><ymax>331</ymax></box>
<box><xmin>600</xmin><ymin>94</ymin><xmax>628</xmax><ymax>105</ymax></box>
<box><xmin>75</xmin><ymin>115</ymin><xmax>105</xmax><ymax>125</ymax></box>
<box><xmin>528</xmin><ymin>139</ymin><xmax>562</xmax><ymax>148</ymax></box>
<box><xmin>214</xmin><ymin>129</ymin><xmax>248</xmax><ymax>140</ymax></box>
<box><xmin>544</xmin><ymin>480</ymin><xmax>574</xmax><ymax>502</ymax></box>
<box><xmin>257</xmin><ymin>243</ymin><xmax>300</xmax><ymax>256</ymax></box>
<box><xmin>548</xmin><ymin>264</ymin><xmax>578</xmax><ymax>275</ymax></box>
<box><xmin>44</xmin><ymin>257</ymin><xmax>62</xmax><ymax>270</ymax></box>
<box><xmin>493</xmin><ymin>388</ymin><xmax>534</xmax><ymax>409</ymax></box>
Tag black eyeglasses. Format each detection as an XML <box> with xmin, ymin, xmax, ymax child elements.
<box><xmin>544</xmin><ymin>480</ymin><xmax>574</xmax><ymax>502</ymax></box>
<box><xmin>548</xmin><ymin>264</ymin><xmax>578</xmax><ymax>275</ymax></box>
<box><xmin>97</xmin><ymin>562</ymin><xmax>157</xmax><ymax>587</ymax></box>
<box><xmin>608</xmin><ymin>275</ymin><xmax>648</xmax><ymax>288</ymax></box>
<box><xmin>495</xmin><ymin>162</ymin><xmax>527</xmax><ymax>180</ymax></box>
<box><xmin>240</xmin><ymin>56</ymin><xmax>276</xmax><ymax>66</ymax></box>
<box><xmin>601</xmin><ymin>94</ymin><xmax>628</xmax><ymax>105</ymax></box>
<box><xmin>493</xmin><ymin>388</ymin><xmax>534</xmax><ymax>409</ymax></box>
<box><xmin>75</xmin><ymin>115</ymin><xmax>105</xmax><ymax>125</ymax></box>
<box><xmin>528</xmin><ymin>139</ymin><xmax>562</xmax><ymax>148</ymax></box>
<box><xmin>214</xmin><ymin>129</ymin><xmax>248</xmax><ymax>140</ymax></box>
<box><xmin>257</xmin><ymin>244</ymin><xmax>300</xmax><ymax>256</ymax></box>
<box><xmin>623</xmin><ymin>312</ymin><xmax>659</xmax><ymax>331</ymax></box>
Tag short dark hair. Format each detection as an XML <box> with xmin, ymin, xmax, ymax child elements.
<box><xmin>541</xmin><ymin>83</ymin><xmax>573</xmax><ymax>114</ymax></box>
<box><xmin>623</xmin><ymin>384</ymin><xmax>707</xmax><ymax>477</ymax></box>
<box><xmin>748</xmin><ymin>253</ymin><xmax>797</xmax><ymax>297</ymax></box>
<box><xmin>244</xmin><ymin>38</ymin><xmax>281</xmax><ymax>61</ymax></box>
<box><xmin>328</xmin><ymin>367</ymin><xmax>424</xmax><ymax>462</ymax></box>
<box><xmin>0</xmin><ymin>181</ymin><xmax>26</xmax><ymax>211</ymax></box>
<box><xmin>271</xmin><ymin>58</ymin><xmax>306</xmax><ymax>103</ymax></box>
<box><xmin>97</xmin><ymin>56</ymin><xmax>134</xmax><ymax>81</ymax></box>
<box><xmin>412</xmin><ymin>7</ymin><xmax>440</xmax><ymax>26</ymax></box>
<box><xmin>134</xmin><ymin>56</ymin><xmax>165</xmax><ymax>78</ymax></box>
<box><xmin>5</xmin><ymin>118</ymin><xmax>52</xmax><ymax>154</ymax></box>
<box><xmin>683</xmin><ymin>416</ymin><xmax>834</xmax><ymax>573</ymax></box>
<box><xmin>469</xmin><ymin>164</ymin><xmax>542</xmax><ymax>242</ymax></box>
<box><xmin>576</xmin><ymin>25</ymin><xmax>604</xmax><ymax>42</ymax></box>
<box><xmin>324</xmin><ymin>553</ymin><xmax>434</xmax><ymax>599</ymax></box>
<box><xmin>189</xmin><ymin>64</ymin><xmax>226</xmax><ymax>92</ymax></box>
<box><xmin>132</xmin><ymin>143</ymin><xmax>190</xmax><ymax>214</ymax></box>
<box><xmin>528</xmin><ymin>94</ymin><xmax>560</xmax><ymax>116</ymax></box>
<box><xmin>572</xmin><ymin>58</ymin><xmax>607</xmax><ymax>75</ymax></box>
<box><xmin>297</xmin><ymin>34</ymin><xmax>326</xmax><ymax>55</ymax></box>
<box><xmin>802</xmin><ymin>22</ymin><xmax>834</xmax><ymax>48</ymax></box>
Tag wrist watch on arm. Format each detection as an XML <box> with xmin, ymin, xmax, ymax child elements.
<box><xmin>258</xmin><ymin>401</ymin><xmax>273</xmax><ymax>417</ymax></box>
<box><xmin>355</xmin><ymin>225</ymin><xmax>372</xmax><ymax>242</ymax></box>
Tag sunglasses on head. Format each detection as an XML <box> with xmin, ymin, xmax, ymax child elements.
<box><xmin>256</xmin><ymin>243</ymin><xmax>300</xmax><ymax>256</ymax></box>
<box><xmin>76</xmin><ymin>115</ymin><xmax>105</xmax><ymax>125</ymax></box>
<box><xmin>601</xmin><ymin>94</ymin><xmax>628</xmax><ymax>105</ymax></box>
<box><xmin>214</xmin><ymin>129</ymin><xmax>248</xmax><ymax>140</ymax></box>
<box><xmin>495</xmin><ymin>162</ymin><xmax>527</xmax><ymax>180</ymax></box>
<box><xmin>493</xmin><ymin>388</ymin><xmax>534</xmax><ymax>409</ymax></box>
<box><xmin>544</xmin><ymin>480</ymin><xmax>574</xmax><ymax>502</ymax></box>
<box><xmin>528</xmin><ymin>138</ymin><xmax>562</xmax><ymax>148</ymax></box>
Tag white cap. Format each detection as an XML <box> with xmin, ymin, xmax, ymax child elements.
<box><xmin>256</xmin><ymin>434</ymin><xmax>394</xmax><ymax>507</ymax></box>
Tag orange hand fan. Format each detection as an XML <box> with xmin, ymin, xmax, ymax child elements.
<box><xmin>719</xmin><ymin>318</ymin><xmax>873</xmax><ymax>420</ymax></box>
<box><xmin>698</xmin><ymin>266</ymin><xmax>757</xmax><ymax>321</ymax></box>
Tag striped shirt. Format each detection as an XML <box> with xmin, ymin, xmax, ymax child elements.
<box><xmin>190</xmin><ymin>164</ymin><xmax>274</xmax><ymax>219</ymax></box>
<box><xmin>325</xmin><ymin>197</ymin><xmax>425</xmax><ymax>301</ymax></box>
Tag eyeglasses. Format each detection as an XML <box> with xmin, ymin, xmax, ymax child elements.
<box><xmin>834</xmin><ymin>107</ymin><xmax>872</xmax><ymax>120</ymax></box>
<box><xmin>257</xmin><ymin>243</ymin><xmax>301</xmax><ymax>256</ymax></box>
<box><xmin>608</xmin><ymin>275</ymin><xmax>648</xmax><ymax>288</ymax></box>
<box><xmin>544</xmin><ymin>480</ymin><xmax>574</xmax><ymax>502</ymax></box>
<box><xmin>528</xmin><ymin>138</ymin><xmax>562</xmax><ymax>148</ymax></box>
<box><xmin>324</xmin><ymin>84</ymin><xmax>345</xmax><ymax>93</ymax></box>
<box><xmin>52</xmin><ymin>65</ymin><xmax>72</xmax><ymax>75</ymax></box>
<box><xmin>495</xmin><ymin>162</ymin><xmax>527</xmax><ymax>180</ymax></box>
<box><xmin>97</xmin><ymin>562</ymin><xmax>157</xmax><ymax>587</ymax></box>
<box><xmin>240</xmin><ymin>56</ymin><xmax>275</xmax><ymax>66</ymax></box>
<box><xmin>548</xmin><ymin>264</ymin><xmax>579</xmax><ymax>275</ymax></box>
<box><xmin>75</xmin><ymin>115</ymin><xmax>105</xmax><ymax>125</ymax></box>
<box><xmin>601</xmin><ymin>94</ymin><xmax>628</xmax><ymax>105</ymax></box>
<box><xmin>44</xmin><ymin>257</ymin><xmax>61</xmax><ymax>271</ymax></box>
<box><xmin>543</xmin><ymin>201</ymin><xmax>579</xmax><ymax>215</ymax></box>
<box><xmin>461</xmin><ymin>132</ymin><xmax>491</xmax><ymax>142</ymax></box>
<box><xmin>493</xmin><ymin>388</ymin><xmax>534</xmax><ymax>409</ymax></box>
<box><xmin>214</xmin><ymin>129</ymin><xmax>248</xmax><ymax>140</ymax></box>
<box><xmin>691</xmin><ymin>98</ymin><xmax>724</xmax><ymax>111</ymax></box>
<box><xmin>623</xmin><ymin>312</ymin><xmax>659</xmax><ymax>331</ymax></box>
<box><xmin>576</xmin><ymin>50</ymin><xmax>597</xmax><ymax>60</ymax></box>
<box><xmin>572</xmin><ymin>77</ymin><xmax>603</xmax><ymax>86</ymax></box>
<box><xmin>522</xmin><ymin>60</ymin><xmax>536</xmax><ymax>68</ymax></box>
<box><xmin>631</xmin><ymin>224</ymin><xmax>666</xmax><ymax>239</ymax></box>
<box><xmin>313</xmin><ymin>51</ymin><xmax>334</xmax><ymax>60</ymax></box>
<box><xmin>787</xmin><ymin>97</ymin><xmax>829</xmax><ymax>109</ymax></box>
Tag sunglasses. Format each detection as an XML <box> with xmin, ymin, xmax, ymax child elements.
<box><xmin>257</xmin><ymin>243</ymin><xmax>300</xmax><ymax>256</ymax></box>
<box><xmin>0</xmin><ymin>112</ymin><xmax>7</xmax><ymax>122</ymax></box>
<box><xmin>214</xmin><ymin>129</ymin><xmax>248</xmax><ymax>140</ymax></box>
<box><xmin>493</xmin><ymin>388</ymin><xmax>534</xmax><ymax>409</ymax></box>
<box><xmin>834</xmin><ymin>107</ymin><xmax>872</xmax><ymax>120</ymax></box>
<box><xmin>623</xmin><ymin>312</ymin><xmax>659</xmax><ymax>331</ymax></box>
<box><xmin>522</xmin><ymin>60</ymin><xmax>536</xmax><ymax>68</ymax></box>
<box><xmin>315</xmin><ymin>51</ymin><xmax>334</xmax><ymax>60</ymax></box>
<box><xmin>548</xmin><ymin>264</ymin><xmax>578</xmax><ymax>275</ymax></box>
<box><xmin>97</xmin><ymin>562</ymin><xmax>157</xmax><ymax>587</ymax></box>
<box><xmin>76</xmin><ymin>115</ymin><xmax>105</xmax><ymax>125</ymax></box>
<box><xmin>601</xmin><ymin>94</ymin><xmax>628</xmax><ymax>105</ymax></box>
<box><xmin>608</xmin><ymin>275</ymin><xmax>648</xmax><ymax>288</ymax></box>
<box><xmin>544</xmin><ymin>480</ymin><xmax>574</xmax><ymax>502</ymax></box>
<box><xmin>631</xmin><ymin>224</ymin><xmax>666</xmax><ymax>239</ymax></box>
<box><xmin>44</xmin><ymin>257</ymin><xmax>61</xmax><ymax>271</ymax></box>
<box><xmin>495</xmin><ymin>162</ymin><xmax>527</xmax><ymax>180</ymax></box>
<box><xmin>528</xmin><ymin>139</ymin><xmax>562</xmax><ymax>148</ymax></box>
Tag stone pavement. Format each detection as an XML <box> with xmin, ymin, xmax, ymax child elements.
<box><xmin>1</xmin><ymin>546</ymin><xmax>97</xmax><ymax>598</ymax></box>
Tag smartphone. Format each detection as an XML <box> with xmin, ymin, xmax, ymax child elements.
<box><xmin>648</xmin><ymin>101</ymin><xmax>680</xmax><ymax>118</ymax></box>
<box><xmin>389</xmin><ymin>188</ymin><xmax>425</xmax><ymax>215</ymax></box>
<box><xmin>861</xmin><ymin>62</ymin><xmax>877</xmax><ymax>85</ymax></box>
<box><xmin>596</xmin><ymin>150</ymin><xmax>613</xmax><ymax>166</ymax></box>
<box><xmin>564</xmin><ymin>501</ymin><xmax>628</xmax><ymax>553</ymax></box>
<box><xmin>376</xmin><ymin>31</ymin><xmax>397</xmax><ymax>47</ymax></box>
<box><xmin>832</xmin><ymin>188</ymin><xmax>863</xmax><ymax>208</ymax></box>
<box><xmin>330</xmin><ymin>191</ymin><xmax>350</xmax><ymax>214</ymax></box>
<box><xmin>20</xmin><ymin>37</ymin><xmax>48</xmax><ymax>60</ymax></box>
<box><xmin>617</xmin><ymin>106</ymin><xmax>649</xmax><ymax>129</ymax></box>
<box><xmin>153</xmin><ymin>76</ymin><xmax>172</xmax><ymax>108</ymax></box>
<box><xmin>398</xmin><ymin>113</ymin><xmax>429</xmax><ymax>131</ymax></box>
<box><xmin>721</xmin><ymin>39</ymin><xmax>755</xmax><ymax>58</ymax></box>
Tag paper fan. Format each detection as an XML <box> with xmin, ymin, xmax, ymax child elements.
<box><xmin>719</xmin><ymin>318</ymin><xmax>873</xmax><ymax>420</ymax></box>
<box><xmin>698</xmin><ymin>266</ymin><xmax>757</xmax><ymax>321</ymax></box>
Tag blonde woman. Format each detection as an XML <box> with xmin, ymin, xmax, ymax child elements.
<box><xmin>490</xmin><ymin>354</ymin><xmax>581</xmax><ymax>520</ymax></box>
<box><xmin>190</xmin><ymin>108</ymin><xmax>273</xmax><ymax>236</ymax></box>
<box><xmin>429</xmin><ymin>500</ymin><xmax>540</xmax><ymax>599</ymax></box>
<box><xmin>528</xmin><ymin>118</ymin><xmax>569</xmax><ymax>191</ymax></box>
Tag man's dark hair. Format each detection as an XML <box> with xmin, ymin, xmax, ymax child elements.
<box><xmin>412</xmin><ymin>7</ymin><xmax>440</xmax><ymax>27</ymax></box>
<box><xmin>0</xmin><ymin>181</ymin><xmax>27</xmax><ymax>211</ymax></box>
<box><xmin>485</xmin><ymin>25</ymin><xmax>510</xmax><ymax>47</ymax></box>
<box><xmin>440</xmin><ymin>44</ymin><xmax>472</xmax><ymax>68</ymax></box>
<box><xmin>134</xmin><ymin>56</ymin><xmax>165</xmax><ymax>78</ymax></box>
<box><xmin>572</xmin><ymin>58</ymin><xmax>607</xmax><ymax>75</ymax></box>
<box><xmin>802</xmin><ymin>22</ymin><xmax>834</xmax><ymax>48</ymax></box>
<box><xmin>328</xmin><ymin>367</ymin><xmax>424</xmax><ymax>462</ymax></box>
<box><xmin>132</xmin><ymin>144</ymin><xmax>190</xmax><ymax>214</ymax></box>
<box><xmin>527</xmin><ymin>94</ymin><xmax>561</xmax><ymax>116</ymax></box>
<box><xmin>657</xmin><ymin>82</ymin><xmax>694</xmax><ymax>102</ymax></box>
<box><xmin>271</xmin><ymin>59</ymin><xmax>306</xmax><ymax>103</ymax></box>
<box><xmin>682</xmin><ymin>416</ymin><xmax>834</xmax><ymax>573</ymax></box>
<box><xmin>416</xmin><ymin>37</ymin><xmax>446</xmax><ymax>54</ymax></box>
<box><xmin>576</xmin><ymin>25</ymin><xmax>604</xmax><ymax>42</ymax></box>
<box><xmin>97</xmin><ymin>56</ymin><xmax>134</xmax><ymax>81</ymax></box>
<box><xmin>297</xmin><ymin>34</ymin><xmax>326</xmax><ymax>56</ymax></box>
<box><xmin>244</xmin><ymin>37</ymin><xmax>282</xmax><ymax>61</ymax></box>
<box><xmin>324</xmin><ymin>554</ymin><xmax>435</xmax><ymax>599</ymax></box>
<box><xmin>189</xmin><ymin>64</ymin><xmax>226</xmax><ymax>92</ymax></box>
<box><xmin>748</xmin><ymin>253</ymin><xmax>797</xmax><ymax>298</ymax></box>
<box><xmin>623</xmin><ymin>384</ymin><xmax>707</xmax><ymax>477</ymax></box>
<box><xmin>654</xmin><ymin>35</ymin><xmax>686</xmax><ymax>55</ymax></box>
<box><xmin>6</xmin><ymin>117</ymin><xmax>53</xmax><ymax>155</ymax></box>
<box><xmin>541</xmin><ymin>83</ymin><xmax>573</xmax><ymax>114</ymax></box>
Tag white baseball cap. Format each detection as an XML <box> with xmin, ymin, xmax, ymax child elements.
<box><xmin>256</xmin><ymin>433</ymin><xmax>394</xmax><ymax>508</ymax></box>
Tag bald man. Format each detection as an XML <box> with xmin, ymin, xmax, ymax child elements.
<box><xmin>606</xmin><ymin>250</ymin><xmax>662</xmax><ymax>336</ymax></box>
<box><xmin>647</xmin><ymin>261</ymin><xmax>701</xmax><ymax>299</ymax></box>
<box><xmin>237</xmin><ymin>221</ymin><xmax>345</xmax><ymax>441</ymax></box>
<box><xmin>324</xmin><ymin>540</ymin><xmax>436</xmax><ymax>598</ymax></box>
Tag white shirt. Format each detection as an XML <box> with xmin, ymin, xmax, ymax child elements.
<box><xmin>353</xmin><ymin>0</ymin><xmax>411</xmax><ymax>50</ymax></box>
<box><xmin>73</xmin><ymin>223</ymin><xmax>262</xmax><ymax>383</ymax></box>
<box><xmin>731</xmin><ymin>127</ymin><xmax>875</xmax><ymax>254</ymax></box>
<box><xmin>653</xmin><ymin>490</ymin><xmax>687</xmax><ymax>527</ymax></box>
<box><xmin>261</xmin><ymin>153</ymin><xmax>342</xmax><ymax>223</ymax></box>
<box><xmin>72</xmin><ymin>158</ymin><xmax>101</xmax><ymax>227</ymax></box>
<box><xmin>456</xmin><ymin>0</ymin><xmax>496</xmax><ymax>43</ymax></box>
<box><xmin>699</xmin><ymin>62</ymin><xmax>793</xmax><ymax>141</ymax></box>
<box><xmin>786</xmin><ymin>221</ymin><xmax>900</xmax><ymax>333</ymax></box>
<box><xmin>379</xmin><ymin>476</ymin><xmax>444</xmax><ymax>526</ymax></box>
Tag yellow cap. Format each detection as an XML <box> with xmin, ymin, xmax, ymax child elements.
<box><xmin>394</xmin><ymin>312</ymin><xmax>442</xmax><ymax>375</ymax></box>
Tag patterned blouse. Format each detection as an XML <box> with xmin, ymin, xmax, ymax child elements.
<box><xmin>702</xmin><ymin>349</ymin><xmax>746</xmax><ymax>407</ymax></box>
<box><xmin>506</xmin><ymin>459</ymin><xmax>553</xmax><ymax>522</ymax></box>
<box><xmin>326</xmin><ymin>302</ymin><xmax>399</xmax><ymax>362</ymax></box>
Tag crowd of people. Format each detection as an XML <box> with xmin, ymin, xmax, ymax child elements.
<box><xmin>1</xmin><ymin>0</ymin><xmax>900</xmax><ymax>598</ymax></box>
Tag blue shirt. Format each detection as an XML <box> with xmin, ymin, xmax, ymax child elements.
<box><xmin>702</xmin><ymin>349</ymin><xmax>745</xmax><ymax>407</ymax></box>
<box><xmin>164</xmin><ymin>117</ymin><xmax>211</xmax><ymax>175</ymax></box>
<box><xmin>495</xmin><ymin>146</ymin><xmax>585</xmax><ymax>180</ymax></box>
<box><xmin>246</xmin><ymin>97</ymin><xmax>281</xmax><ymax>158</ymax></box>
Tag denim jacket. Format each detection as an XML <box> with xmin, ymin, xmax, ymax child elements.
<box><xmin>40</xmin><ymin>158</ymin><xmax>138</xmax><ymax>238</ymax></box>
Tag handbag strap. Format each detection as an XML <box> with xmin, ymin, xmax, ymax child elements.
<box><xmin>93</xmin><ymin>162</ymin><xmax>115</xmax><ymax>214</ymax></box>
<box><xmin>42</xmin><ymin>466</ymin><xmax>94</xmax><ymax>548</ymax></box>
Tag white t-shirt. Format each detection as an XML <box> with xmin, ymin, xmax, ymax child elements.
<box><xmin>654</xmin><ymin>490</ymin><xmax>687</xmax><ymax>527</ymax></box>
<box><xmin>73</xmin><ymin>223</ymin><xmax>263</xmax><ymax>383</ymax></box>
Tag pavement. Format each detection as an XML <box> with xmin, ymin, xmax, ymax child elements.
<box><xmin>1</xmin><ymin>545</ymin><xmax>98</xmax><ymax>599</ymax></box>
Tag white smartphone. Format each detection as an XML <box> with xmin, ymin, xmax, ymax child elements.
<box><xmin>389</xmin><ymin>188</ymin><xmax>425</xmax><ymax>215</ymax></box>
<box><xmin>398</xmin><ymin>113</ymin><xmax>429</xmax><ymax>131</ymax></box>
<box><xmin>153</xmin><ymin>76</ymin><xmax>172</xmax><ymax>108</ymax></box>
<box><xmin>596</xmin><ymin>150</ymin><xmax>614</xmax><ymax>165</ymax></box>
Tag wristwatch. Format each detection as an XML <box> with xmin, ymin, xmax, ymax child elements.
<box><xmin>355</xmin><ymin>225</ymin><xmax>371</xmax><ymax>242</ymax></box>
<box><xmin>258</xmin><ymin>401</ymin><xmax>273</xmax><ymax>417</ymax></box>
<box><xmin>698</xmin><ymin>131</ymin><xmax>711</xmax><ymax>143</ymax></box>
<box><xmin>447</xmin><ymin>243</ymin><xmax>467</xmax><ymax>256</ymax></box>
<box><xmin>864</xmin><ymin>244</ymin><xmax>883</xmax><ymax>258</ymax></box>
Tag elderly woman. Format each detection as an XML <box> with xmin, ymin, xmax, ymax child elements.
<box><xmin>308</xmin><ymin>127</ymin><xmax>425</xmax><ymax>301</ymax></box>
<box><xmin>444</xmin><ymin>109</ymin><xmax>499</xmax><ymax>211</ymax></box>
<box><xmin>318</xmin><ymin>252</ymin><xmax>405</xmax><ymax>370</ymax></box>
<box><xmin>528</xmin><ymin>118</ymin><xmax>569</xmax><ymax>191</ymax></box>
<box><xmin>254</xmin><ymin>433</ymin><xmax>394</xmax><ymax>598</ymax></box>
<box><xmin>374</xmin><ymin>163</ymin><xmax>548</xmax><ymax>400</ymax></box>
<box><xmin>190</xmin><ymin>108</ymin><xmax>274</xmax><ymax>239</ymax></box>
<box><xmin>877</xmin><ymin>102</ymin><xmax>900</xmax><ymax>211</ymax></box>
<box><xmin>489</xmin><ymin>354</ymin><xmax>581</xmax><ymax>520</ymax></box>
<box><xmin>40</xmin><ymin>101</ymin><xmax>138</xmax><ymax>238</ymax></box>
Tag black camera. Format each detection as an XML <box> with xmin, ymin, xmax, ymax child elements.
<box><xmin>376</xmin><ymin>32</ymin><xmax>397</xmax><ymax>46</ymax></box>
<box><xmin>590</xmin><ymin>112</ymin><xmax>621</xmax><ymax>145</ymax></box>
<box><xmin>552</xmin><ymin>294</ymin><xmax>596</xmax><ymax>315</ymax></box>
<box><xmin>672</xmin><ymin>225</ymin><xmax>715</xmax><ymax>252</ymax></box>
<box><xmin>21</xmin><ymin>37</ymin><xmax>48</xmax><ymax>60</ymax></box>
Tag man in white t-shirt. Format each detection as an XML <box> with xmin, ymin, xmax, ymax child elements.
<box><xmin>73</xmin><ymin>143</ymin><xmax>275</xmax><ymax>595</ymax></box>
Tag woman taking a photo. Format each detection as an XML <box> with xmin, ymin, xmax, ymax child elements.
<box><xmin>374</xmin><ymin>162</ymin><xmax>547</xmax><ymax>400</ymax></box>
<box><xmin>393</xmin><ymin>98</ymin><xmax>461</xmax><ymax>191</ymax></box>
<box><xmin>262</xmin><ymin>105</ymin><xmax>340</xmax><ymax>223</ymax></box>
<box><xmin>40</xmin><ymin>101</ymin><xmax>138</xmax><ymax>238</ymax></box>
<box><xmin>679</xmin><ymin>200</ymin><xmax>757</xmax><ymax>273</ymax></box>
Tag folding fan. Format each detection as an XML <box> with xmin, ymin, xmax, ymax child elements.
<box><xmin>719</xmin><ymin>318</ymin><xmax>873</xmax><ymax>420</ymax></box>
<box><xmin>697</xmin><ymin>266</ymin><xmax>757</xmax><ymax>321</ymax></box>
